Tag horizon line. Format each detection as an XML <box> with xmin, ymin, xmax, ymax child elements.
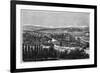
<box><xmin>23</xmin><ymin>24</ymin><xmax>89</xmax><ymax>28</ymax></box>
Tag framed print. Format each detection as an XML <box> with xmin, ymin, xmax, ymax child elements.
<box><xmin>10</xmin><ymin>0</ymin><xmax>97</xmax><ymax>73</ymax></box>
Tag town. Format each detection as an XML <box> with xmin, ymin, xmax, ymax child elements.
<box><xmin>22</xmin><ymin>27</ymin><xmax>89</xmax><ymax>62</ymax></box>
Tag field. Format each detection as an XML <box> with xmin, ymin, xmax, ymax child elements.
<box><xmin>22</xmin><ymin>25</ymin><xmax>89</xmax><ymax>62</ymax></box>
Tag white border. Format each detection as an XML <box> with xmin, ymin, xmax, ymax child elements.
<box><xmin>16</xmin><ymin>4</ymin><xmax>94</xmax><ymax>69</ymax></box>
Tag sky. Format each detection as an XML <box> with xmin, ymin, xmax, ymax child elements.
<box><xmin>21</xmin><ymin>9</ymin><xmax>90</xmax><ymax>28</ymax></box>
